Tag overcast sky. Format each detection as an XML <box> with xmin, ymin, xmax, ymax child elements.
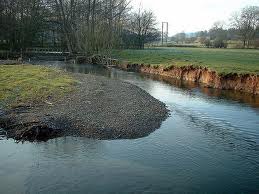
<box><xmin>131</xmin><ymin>0</ymin><xmax>259</xmax><ymax>35</ymax></box>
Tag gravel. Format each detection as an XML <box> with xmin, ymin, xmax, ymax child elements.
<box><xmin>0</xmin><ymin>74</ymin><xmax>169</xmax><ymax>141</ymax></box>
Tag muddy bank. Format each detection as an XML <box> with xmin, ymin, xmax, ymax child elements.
<box><xmin>0</xmin><ymin>74</ymin><xmax>169</xmax><ymax>142</ymax></box>
<box><xmin>115</xmin><ymin>63</ymin><xmax>259</xmax><ymax>95</ymax></box>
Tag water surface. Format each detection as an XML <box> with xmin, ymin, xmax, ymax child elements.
<box><xmin>1</xmin><ymin>62</ymin><xmax>259</xmax><ymax>193</ymax></box>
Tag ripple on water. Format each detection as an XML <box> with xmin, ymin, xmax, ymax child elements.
<box><xmin>172</xmin><ymin>105</ymin><xmax>259</xmax><ymax>166</ymax></box>
<box><xmin>1</xmin><ymin>62</ymin><xmax>259</xmax><ymax>194</ymax></box>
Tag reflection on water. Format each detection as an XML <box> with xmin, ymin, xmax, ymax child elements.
<box><xmin>42</xmin><ymin>61</ymin><xmax>259</xmax><ymax>108</ymax></box>
<box><xmin>145</xmin><ymin>73</ymin><xmax>259</xmax><ymax>108</ymax></box>
<box><xmin>0</xmin><ymin>61</ymin><xmax>259</xmax><ymax>194</ymax></box>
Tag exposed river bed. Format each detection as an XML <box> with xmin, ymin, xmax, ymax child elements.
<box><xmin>0</xmin><ymin>61</ymin><xmax>259</xmax><ymax>193</ymax></box>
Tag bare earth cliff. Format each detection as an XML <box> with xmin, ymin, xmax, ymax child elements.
<box><xmin>115</xmin><ymin>63</ymin><xmax>259</xmax><ymax>95</ymax></box>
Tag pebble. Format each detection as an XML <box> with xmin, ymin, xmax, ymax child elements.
<box><xmin>1</xmin><ymin>73</ymin><xmax>169</xmax><ymax>141</ymax></box>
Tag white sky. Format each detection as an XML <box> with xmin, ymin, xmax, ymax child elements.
<box><xmin>131</xmin><ymin>0</ymin><xmax>259</xmax><ymax>35</ymax></box>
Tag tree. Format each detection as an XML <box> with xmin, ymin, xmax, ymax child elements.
<box><xmin>0</xmin><ymin>0</ymin><xmax>47</xmax><ymax>51</ymax></box>
<box><xmin>195</xmin><ymin>31</ymin><xmax>208</xmax><ymax>45</ymax></box>
<box><xmin>52</xmin><ymin>0</ymin><xmax>130</xmax><ymax>54</ymax></box>
<box><xmin>209</xmin><ymin>21</ymin><xmax>228</xmax><ymax>48</ymax></box>
<box><xmin>231</xmin><ymin>6</ymin><xmax>259</xmax><ymax>48</ymax></box>
<box><xmin>209</xmin><ymin>21</ymin><xmax>227</xmax><ymax>39</ymax></box>
<box><xmin>128</xmin><ymin>8</ymin><xmax>158</xmax><ymax>49</ymax></box>
<box><xmin>204</xmin><ymin>39</ymin><xmax>211</xmax><ymax>48</ymax></box>
<box><xmin>178</xmin><ymin>32</ymin><xmax>186</xmax><ymax>44</ymax></box>
<box><xmin>172</xmin><ymin>32</ymin><xmax>186</xmax><ymax>44</ymax></box>
<box><xmin>0</xmin><ymin>0</ymin><xmax>132</xmax><ymax>54</ymax></box>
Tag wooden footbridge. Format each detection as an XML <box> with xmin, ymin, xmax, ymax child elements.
<box><xmin>0</xmin><ymin>48</ymin><xmax>71</xmax><ymax>61</ymax></box>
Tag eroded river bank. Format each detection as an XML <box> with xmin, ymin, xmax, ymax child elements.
<box><xmin>115</xmin><ymin>62</ymin><xmax>259</xmax><ymax>95</ymax></box>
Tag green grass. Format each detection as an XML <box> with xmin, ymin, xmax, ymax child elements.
<box><xmin>0</xmin><ymin>65</ymin><xmax>76</xmax><ymax>108</ymax></box>
<box><xmin>113</xmin><ymin>47</ymin><xmax>259</xmax><ymax>75</ymax></box>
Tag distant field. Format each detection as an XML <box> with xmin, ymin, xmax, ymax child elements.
<box><xmin>113</xmin><ymin>47</ymin><xmax>259</xmax><ymax>75</ymax></box>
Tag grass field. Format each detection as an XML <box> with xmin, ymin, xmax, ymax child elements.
<box><xmin>113</xmin><ymin>47</ymin><xmax>259</xmax><ymax>75</ymax></box>
<box><xmin>0</xmin><ymin>65</ymin><xmax>76</xmax><ymax>108</ymax></box>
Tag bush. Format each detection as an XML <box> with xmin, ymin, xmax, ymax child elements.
<box><xmin>166</xmin><ymin>44</ymin><xmax>198</xmax><ymax>48</ymax></box>
<box><xmin>204</xmin><ymin>39</ymin><xmax>212</xmax><ymax>48</ymax></box>
<box><xmin>153</xmin><ymin>64</ymin><xmax>160</xmax><ymax>69</ymax></box>
<box><xmin>213</xmin><ymin>39</ymin><xmax>228</xmax><ymax>48</ymax></box>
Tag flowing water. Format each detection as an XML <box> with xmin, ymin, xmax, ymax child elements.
<box><xmin>1</xmin><ymin>62</ymin><xmax>259</xmax><ymax>194</ymax></box>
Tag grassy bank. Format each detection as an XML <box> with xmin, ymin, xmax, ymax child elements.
<box><xmin>113</xmin><ymin>47</ymin><xmax>259</xmax><ymax>75</ymax></box>
<box><xmin>0</xmin><ymin>65</ymin><xmax>76</xmax><ymax>108</ymax></box>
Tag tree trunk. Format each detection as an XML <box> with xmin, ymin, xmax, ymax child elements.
<box><xmin>55</xmin><ymin>0</ymin><xmax>73</xmax><ymax>54</ymax></box>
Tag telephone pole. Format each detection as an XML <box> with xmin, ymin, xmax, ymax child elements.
<box><xmin>162</xmin><ymin>22</ymin><xmax>168</xmax><ymax>46</ymax></box>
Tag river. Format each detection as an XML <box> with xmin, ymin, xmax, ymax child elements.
<box><xmin>0</xmin><ymin>61</ymin><xmax>259</xmax><ymax>194</ymax></box>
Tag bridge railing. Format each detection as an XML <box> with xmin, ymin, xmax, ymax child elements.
<box><xmin>25</xmin><ymin>47</ymin><xmax>69</xmax><ymax>54</ymax></box>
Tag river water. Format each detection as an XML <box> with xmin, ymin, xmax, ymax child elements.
<box><xmin>1</xmin><ymin>62</ymin><xmax>259</xmax><ymax>194</ymax></box>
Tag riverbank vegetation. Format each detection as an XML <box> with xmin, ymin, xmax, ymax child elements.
<box><xmin>1</xmin><ymin>1</ymin><xmax>258</xmax><ymax>55</ymax></box>
<box><xmin>0</xmin><ymin>65</ymin><xmax>76</xmax><ymax>108</ymax></box>
<box><xmin>0</xmin><ymin>0</ymin><xmax>159</xmax><ymax>55</ymax></box>
<box><xmin>113</xmin><ymin>47</ymin><xmax>259</xmax><ymax>75</ymax></box>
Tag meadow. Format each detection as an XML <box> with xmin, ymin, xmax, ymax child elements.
<box><xmin>113</xmin><ymin>47</ymin><xmax>259</xmax><ymax>75</ymax></box>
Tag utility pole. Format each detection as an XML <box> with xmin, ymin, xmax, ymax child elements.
<box><xmin>162</xmin><ymin>22</ymin><xmax>168</xmax><ymax>46</ymax></box>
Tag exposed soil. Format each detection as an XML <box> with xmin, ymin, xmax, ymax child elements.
<box><xmin>115</xmin><ymin>63</ymin><xmax>259</xmax><ymax>95</ymax></box>
<box><xmin>0</xmin><ymin>73</ymin><xmax>169</xmax><ymax>142</ymax></box>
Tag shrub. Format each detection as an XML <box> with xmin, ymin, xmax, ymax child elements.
<box><xmin>153</xmin><ymin>64</ymin><xmax>160</xmax><ymax>69</ymax></box>
<box><xmin>204</xmin><ymin>39</ymin><xmax>212</xmax><ymax>48</ymax></box>
<box><xmin>213</xmin><ymin>39</ymin><xmax>228</xmax><ymax>48</ymax></box>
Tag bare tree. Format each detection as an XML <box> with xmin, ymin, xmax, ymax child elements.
<box><xmin>128</xmin><ymin>8</ymin><xmax>158</xmax><ymax>49</ymax></box>
<box><xmin>231</xmin><ymin>6</ymin><xmax>259</xmax><ymax>48</ymax></box>
<box><xmin>1</xmin><ymin>0</ymin><xmax>160</xmax><ymax>54</ymax></box>
<box><xmin>0</xmin><ymin>0</ymin><xmax>46</xmax><ymax>51</ymax></box>
<box><xmin>53</xmin><ymin>0</ymin><xmax>130</xmax><ymax>54</ymax></box>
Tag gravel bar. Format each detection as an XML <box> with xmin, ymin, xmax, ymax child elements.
<box><xmin>0</xmin><ymin>74</ymin><xmax>169</xmax><ymax>141</ymax></box>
